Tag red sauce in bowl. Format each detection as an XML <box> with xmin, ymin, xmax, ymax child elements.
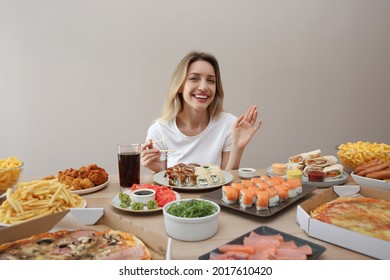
<box><xmin>307</xmin><ymin>171</ymin><xmax>325</xmax><ymax>182</ymax></box>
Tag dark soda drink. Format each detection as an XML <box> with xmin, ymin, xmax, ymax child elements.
<box><xmin>118</xmin><ymin>152</ymin><xmax>140</xmax><ymax>188</ymax></box>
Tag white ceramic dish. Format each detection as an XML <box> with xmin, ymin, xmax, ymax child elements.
<box><xmin>267</xmin><ymin>166</ymin><xmax>348</xmax><ymax>188</ymax></box>
<box><xmin>351</xmin><ymin>172</ymin><xmax>390</xmax><ymax>191</ymax></box>
<box><xmin>72</xmin><ymin>180</ymin><xmax>108</xmax><ymax>195</ymax></box>
<box><xmin>163</xmin><ymin>198</ymin><xmax>220</xmax><ymax>241</ymax></box>
<box><xmin>153</xmin><ymin>170</ymin><xmax>233</xmax><ymax>190</ymax></box>
<box><xmin>238</xmin><ymin>168</ymin><xmax>256</xmax><ymax>179</ymax></box>
<box><xmin>0</xmin><ymin>199</ymin><xmax>87</xmax><ymax>227</ymax></box>
<box><xmin>111</xmin><ymin>190</ymin><xmax>180</xmax><ymax>213</ymax></box>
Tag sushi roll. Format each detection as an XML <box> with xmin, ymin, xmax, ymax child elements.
<box><xmin>255</xmin><ymin>190</ymin><xmax>269</xmax><ymax>210</ymax></box>
<box><xmin>273</xmin><ymin>184</ymin><xmax>289</xmax><ymax>201</ymax></box>
<box><xmin>239</xmin><ymin>189</ymin><xmax>256</xmax><ymax>209</ymax></box>
<box><xmin>196</xmin><ymin>174</ymin><xmax>213</xmax><ymax>187</ymax></box>
<box><xmin>285</xmin><ymin>179</ymin><xmax>302</xmax><ymax>197</ymax></box>
<box><xmin>222</xmin><ymin>185</ymin><xmax>239</xmax><ymax>204</ymax></box>
<box><xmin>265</xmin><ymin>187</ymin><xmax>280</xmax><ymax>207</ymax></box>
<box><xmin>195</xmin><ymin>167</ymin><xmax>208</xmax><ymax>176</ymax></box>
<box><xmin>209</xmin><ymin>171</ymin><xmax>225</xmax><ymax>185</ymax></box>
<box><xmin>241</xmin><ymin>180</ymin><xmax>254</xmax><ymax>188</ymax></box>
<box><xmin>231</xmin><ymin>182</ymin><xmax>246</xmax><ymax>193</ymax></box>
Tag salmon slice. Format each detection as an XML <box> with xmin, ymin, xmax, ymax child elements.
<box><xmin>250</xmin><ymin>177</ymin><xmax>262</xmax><ymax>186</ymax></box>
<box><xmin>279</xmin><ymin>240</ymin><xmax>298</xmax><ymax>249</ymax></box>
<box><xmin>273</xmin><ymin>184</ymin><xmax>289</xmax><ymax>200</ymax></box>
<box><xmin>246</xmin><ymin>231</ymin><xmax>284</xmax><ymax>242</ymax></box>
<box><xmin>247</xmin><ymin>251</ymin><xmax>272</xmax><ymax>260</ymax></box>
<box><xmin>286</xmin><ymin>178</ymin><xmax>302</xmax><ymax>188</ymax></box>
<box><xmin>274</xmin><ymin>248</ymin><xmax>308</xmax><ymax>260</ymax></box>
<box><xmin>256</xmin><ymin>191</ymin><xmax>269</xmax><ymax>209</ymax></box>
<box><xmin>218</xmin><ymin>244</ymin><xmax>255</xmax><ymax>254</ymax></box>
<box><xmin>256</xmin><ymin>182</ymin><xmax>271</xmax><ymax>191</ymax></box>
<box><xmin>209</xmin><ymin>251</ymin><xmax>249</xmax><ymax>260</ymax></box>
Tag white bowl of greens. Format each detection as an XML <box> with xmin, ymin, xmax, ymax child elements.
<box><xmin>163</xmin><ymin>198</ymin><xmax>220</xmax><ymax>241</ymax></box>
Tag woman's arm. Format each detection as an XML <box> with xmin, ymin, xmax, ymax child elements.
<box><xmin>224</xmin><ymin>106</ymin><xmax>262</xmax><ymax>170</ymax></box>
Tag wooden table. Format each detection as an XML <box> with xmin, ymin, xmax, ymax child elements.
<box><xmin>83</xmin><ymin>169</ymin><xmax>373</xmax><ymax>260</ymax></box>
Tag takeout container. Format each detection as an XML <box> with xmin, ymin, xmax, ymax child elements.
<box><xmin>163</xmin><ymin>198</ymin><xmax>220</xmax><ymax>241</ymax></box>
<box><xmin>296</xmin><ymin>185</ymin><xmax>390</xmax><ymax>259</ymax></box>
<box><xmin>0</xmin><ymin>163</ymin><xmax>23</xmax><ymax>196</ymax></box>
<box><xmin>0</xmin><ymin>208</ymin><xmax>168</xmax><ymax>260</ymax></box>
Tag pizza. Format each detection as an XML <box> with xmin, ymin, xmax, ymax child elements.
<box><xmin>0</xmin><ymin>229</ymin><xmax>151</xmax><ymax>260</ymax></box>
<box><xmin>310</xmin><ymin>197</ymin><xmax>390</xmax><ymax>242</ymax></box>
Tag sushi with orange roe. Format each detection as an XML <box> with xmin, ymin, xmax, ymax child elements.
<box><xmin>221</xmin><ymin>185</ymin><xmax>239</xmax><ymax>204</ymax></box>
<box><xmin>255</xmin><ymin>190</ymin><xmax>269</xmax><ymax>210</ymax></box>
<box><xmin>239</xmin><ymin>188</ymin><xmax>256</xmax><ymax>209</ymax></box>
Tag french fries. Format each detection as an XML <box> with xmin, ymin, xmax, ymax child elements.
<box><xmin>0</xmin><ymin>156</ymin><xmax>23</xmax><ymax>193</ymax></box>
<box><xmin>337</xmin><ymin>141</ymin><xmax>390</xmax><ymax>169</ymax></box>
<box><xmin>0</xmin><ymin>179</ymin><xmax>85</xmax><ymax>225</ymax></box>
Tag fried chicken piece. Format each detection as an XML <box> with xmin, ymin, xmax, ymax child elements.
<box><xmin>59</xmin><ymin>175</ymin><xmax>76</xmax><ymax>186</ymax></box>
<box><xmin>71</xmin><ymin>178</ymin><xmax>94</xmax><ymax>190</ymax></box>
<box><xmin>78</xmin><ymin>166</ymin><xmax>89</xmax><ymax>179</ymax></box>
<box><xmin>88</xmin><ymin>169</ymin><xmax>108</xmax><ymax>185</ymax></box>
<box><xmin>42</xmin><ymin>175</ymin><xmax>56</xmax><ymax>180</ymax></box>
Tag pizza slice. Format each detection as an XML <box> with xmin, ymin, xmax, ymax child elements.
<box><xmin>310</xmin><ymin>197</ymin><xmax>390</xmax><ymax>242</ymax></box>
<box><xmin>0</xmin><ymin>229</ymin><xmax>151</xmax><ymax>260</ymax></box>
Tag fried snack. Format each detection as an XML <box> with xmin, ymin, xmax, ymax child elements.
<box><xmin>0</xmin><ymin>156</ymin><xmax>23</xmax><ymax>194</ymax></box>
<box><xmin>71</xmin><ymin>178</ymin><xmax>94</xmax><ymax>190</ymax></box>
<box><xmin>0</xmin><ymin>179</ymin><xmax>84</xmax><ymax>225</ymax></box>
<box><xmin>337</xmin><ymin>141</ymin><xmax>390</xmax><ymax>169</ymax></box>
<box><xmin>57</xmin><ymin>164</ymin><xmax>109</xmax><ymax>191</ymax></box>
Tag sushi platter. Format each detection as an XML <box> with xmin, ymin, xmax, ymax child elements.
<box><xmin>153</xmin><ymin>170</ymin><xmax>233</xmax><ymax>191</ymax></box>
<box><xmin>198</xmin><ymin>226</ymin><xmax>326</xmax><ymax>260</ymax></box>
<box><xmin>201</xmin><ymin>184</ymin><xmax>316</xmax><ymax>217</ymax></box>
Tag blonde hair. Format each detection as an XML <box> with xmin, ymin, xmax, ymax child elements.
<box><xmin>159</xmin><ymin>51</ymin><xmax>225</xmax><ymax>121</ymax></box>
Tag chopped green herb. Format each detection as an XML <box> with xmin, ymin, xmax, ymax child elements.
<box><xmin>166</xmin><ymin>199</ymin><xmax>217</xmax><ymax>218</ymax></box>
<box><xmin>119</xmin><ymin>192</ymin><xmax>131</xmax><ymax>208</ymax></box>
<box><xmin>146</xmin><ymin>200</ymin><xmax>158</xmax><ymax>210</ymax></box>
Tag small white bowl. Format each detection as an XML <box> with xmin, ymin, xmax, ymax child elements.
<box><xmin>130</xmin><ymin>188</ymin><xmax>156</xmax><ymax>205</ymax></box>
<box><xmin>163</xmin><ymin>198</ymin><xmax>220</xmax><ymax>241</ymax></box>
<box><xmin>238</xmin><ymin>167</ymin><xmax>256</xmax><ymax>179</ymax></box>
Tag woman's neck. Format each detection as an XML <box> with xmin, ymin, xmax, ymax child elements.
<box><xmin>176</xmin><ymin>109</ymin><xmax>210</xmax><ymax>137</ymax></box>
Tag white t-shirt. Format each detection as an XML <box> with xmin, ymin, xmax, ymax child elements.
<box><xmin>146</xmin><ymin>112</ymin><xmax>237</xmax><ymax>168</ymax></box>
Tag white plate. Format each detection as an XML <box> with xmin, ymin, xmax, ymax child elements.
<box><xmin>111</xmin><ymin>190</ymin><xmax>180</xmax><ymax>213</ymax></box>
<box><xmin>267</xmin><ymin>166</ymin><xmax>348</xmax><ymax>188</ymax></box>
<box><xmin>351</xmin><ymin>172</ymin><xmax>390</xmax><ymax>191</ymax></box>
<box><xmin>72</xmin><ymin>180</ymin><xmax>108</xmax><ymax>195</ymax></box>
<box><xmin>153</xmin><ymin>170</ymin><xmax>233</xmax><ymax>191</ymax></box>
<box><xmin>0</xmin><ymin>199</ymin><xmax>87</xmax><ymax>227</ymax></box>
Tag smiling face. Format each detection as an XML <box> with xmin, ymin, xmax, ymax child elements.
<box><xmin>180</xmin><ymin>60</ymin><xmax>216</xmax><ymax>113</ymax></box>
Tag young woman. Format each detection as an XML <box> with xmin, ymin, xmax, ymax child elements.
<box><xmin>141</xmin><ymin>51</ymin><xmax>262</xmax><ymax>173</ymax></box>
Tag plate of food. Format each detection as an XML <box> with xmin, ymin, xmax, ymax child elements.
<box><xmin>351</xmin><ymin>172</ymin><xmax>390</xmax><ymax>191</ymax></box>
<box><xmin>198</xmin><ymin>226</ymin><xmax>326</xmax><ymax>260</ymax></box>
<box><xmin>153</xmin><ymin>163</ymin><xmax>233</xmax><ymax>190</ymax></box>
<box><xmin>0</xmin><ymin>199</ymin><xmax>87</xmax><ymax>227</ymax></box>
<box><xmin>266</xmin><ymin>166</ymin><xmax>348</xmax><ymax>188</ymax></box>
<box><xmin>201</xmin><ymin>177</ymin><xmax>316</xmax><ymax>217</ymax></box>
<box><xmin>111</xmin><ymin>184</ymin><xmax>180</xmax><ymax>213</ymax></box>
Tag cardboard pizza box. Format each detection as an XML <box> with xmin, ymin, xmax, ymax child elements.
<box><xmin>0</xmin><ymin>208</ymin><xmax>167</xmax><ymax>260</ymax></box>
<box><xmin>296</xmin><ymin>185</ymin><xmax>390</xmax><ymax>259</ymax></box>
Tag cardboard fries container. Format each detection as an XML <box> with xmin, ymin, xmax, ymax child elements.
<box><xmin>297</xmin><ymin>185</ymin><xmax>390</xmax><ymax>259</ymax></box>
<box><xmin>0</xmin><ymin>208</ymin><xmax>167</xmax><ymax>260</ymax></box>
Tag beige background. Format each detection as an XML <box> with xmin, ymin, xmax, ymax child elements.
<box><xmin>1</xmin><ymin>0</ymin><xmax>389</xmax><ymax>178</ymax></box>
